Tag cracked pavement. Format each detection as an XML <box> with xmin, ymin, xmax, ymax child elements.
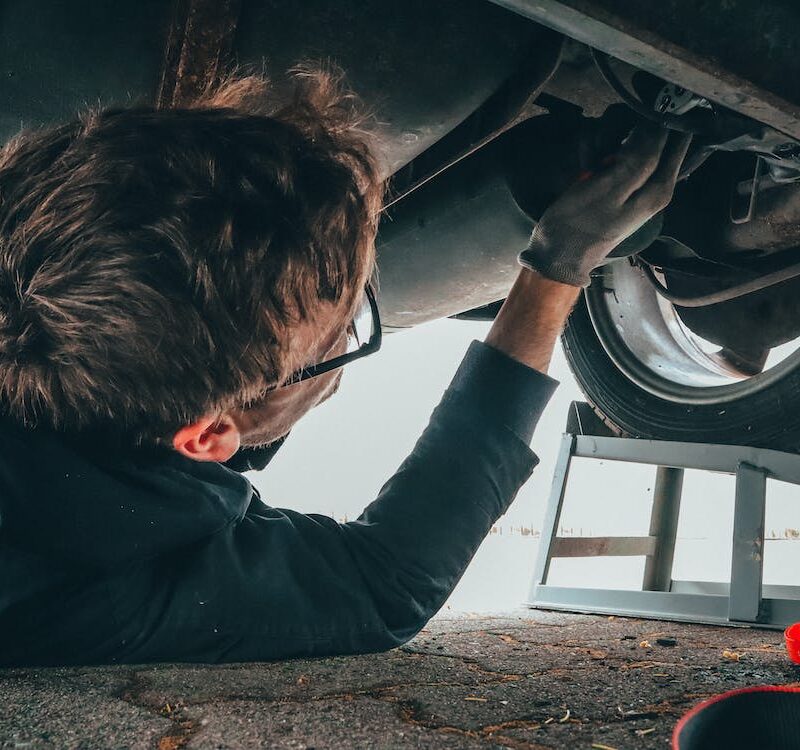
<box><xmin>1</xmin><ymin>610</ymin><xmax>797</xmax><ymax>749</ymax></box>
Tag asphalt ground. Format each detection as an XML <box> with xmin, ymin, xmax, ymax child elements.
<box><xmin>1</xmin><ymin>610</ymin><xmax>796</xmax><ymax>749</ymax></box>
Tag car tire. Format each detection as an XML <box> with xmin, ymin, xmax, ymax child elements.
<box><xmin>562</xmin><ymin>269</ymin><xmax>800</xmax><ymax>452</ymax></box>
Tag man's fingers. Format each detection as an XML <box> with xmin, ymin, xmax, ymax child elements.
<box><xmin>653</xmin><ymin>132</ymin><xmax>693</xmax><ymax>192</ymax></box>
<box><xmin>595</xmin><ymin>124</ymin><xmax>669</xmax><ymax>200</ymax></box>
<box><xmin>630</xmin><ymin>132</ymin><xmax>693</xmax><ymax>214</ymax></box>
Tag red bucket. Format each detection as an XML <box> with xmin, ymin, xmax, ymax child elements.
<box><xmin>784</xmin><ymin>623</ymin><xmax>800</xmax><ymax>664</ymax></box>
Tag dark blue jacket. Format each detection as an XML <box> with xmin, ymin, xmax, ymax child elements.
<box><xmin>0</xmin><ymin>341</ymin><xmax>556</xmax><ymax>666</ymax></box>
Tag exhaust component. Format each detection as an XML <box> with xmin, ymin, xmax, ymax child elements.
<box><xmin>376</xmin><ymin>143</ymin><xmax>532</xmax><ymax>329</ymax></box>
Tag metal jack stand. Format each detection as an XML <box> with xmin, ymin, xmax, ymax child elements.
<box><xmin>527</xmin><ymin>402</ymin><xmax>800</xmax><ymax>629</ymax></box>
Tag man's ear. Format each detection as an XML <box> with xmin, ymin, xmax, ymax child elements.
<box><xmin>172</xmin><ymin>414</ymin><xmax>241</xmax><ymax>463</ymax></box>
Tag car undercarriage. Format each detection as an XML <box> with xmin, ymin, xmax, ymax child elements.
<box><xmin>4</xmin><ymin>0</ymin><xmax>800</xmax><ymax>448</ymax></box>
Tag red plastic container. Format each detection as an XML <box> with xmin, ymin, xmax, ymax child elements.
<box><xmin>784</xmin><ymin>623</ymin><xmax>800</xmax><ymax>664</ymax></box>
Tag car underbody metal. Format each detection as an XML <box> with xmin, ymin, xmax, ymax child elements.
<box><xmin>489</xmin><ymin>0</ymin><xmax>800</xmax><ymax>141</ymax></box>
<box><xmin>0</xmin><ymin>0</ymin><xmax>173</xmax><ymax>143</ymax></box>
<box><xmin>655</xmin><ymin>155</ymin><xmax>799</xmax><ymax>267</ymax></box>
<box><xmin>376</xmin><ymin>141</ymin><xmax>533</xmax><ymax>329</ymax></box>
<box><xmin>665</xmin><ymin>266</ymin><xmax>800</xmax><ymax>356</ymax></box>
<box><xmin>375</xmin><ymin>31</ymin><xmax>567</xmax><ymax>328</ymax></box>
<box><xmin>634</xmin><ymin>142</ymin><xmax>800</xmax><ymax>358</ymax></box>
<box><xmin>384</xmin><ymin>28</ymin><xmax>564</xmax><ymax>207</ymax></box>
<box><xmin>591</xmin><ymin>48</ymin><xmax>710</xmax><ymax>134</ymax></box>
<box><xmin>157</xmin><ymin>0</ymin><xmax>243</xmax><ymax>109</ymax></box>
<box><xmin>724</xmin><ymin>179</ymin><xmax>800</xmax><ymax>253</ymax></box>
<box><xmin>539</xmin><ymin>39</ymin><xmax>620</xmax><ymax>118</ymax></box>
<box><xmin>377</xmin><ymin>98</ymin><xmax>657</xmax><ymax>329</ymax></box>
<box><xmin>236</xmin><ymin>0</ymin><xmax>545</xmax><ymax>177</ymax></box>
<box><xmin>590</xmin><ymin>49</ymin><xmax>800</xmax><ymax>181</ymax></box>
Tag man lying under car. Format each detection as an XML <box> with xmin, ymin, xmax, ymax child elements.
<box><xmin>0</xmin><ymin>69</ymin><xmax>689</xmax><ymax>665</ymax></box>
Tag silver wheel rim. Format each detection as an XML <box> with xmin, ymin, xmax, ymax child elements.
<box><xmin>585</xmin><ymin>261</ymin><xmax>800</xmax><ymax>405</ymax></box>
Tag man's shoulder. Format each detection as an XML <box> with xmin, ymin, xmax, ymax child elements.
<box><xmin>0</xmin><ymin>417</ymin><xmax>256</xmax><ymax>567</ymax></box>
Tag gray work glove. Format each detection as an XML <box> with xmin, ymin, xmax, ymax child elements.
<box><xmin>518</xmin><ymin>125</ymin><xmax>692</xmax><ymax>287</ymax></box>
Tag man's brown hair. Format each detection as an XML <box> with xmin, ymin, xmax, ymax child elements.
<box><xmin>0</xmin><ymin>67</ymin><xmax>383</xmax><ymax>443</ymax></box>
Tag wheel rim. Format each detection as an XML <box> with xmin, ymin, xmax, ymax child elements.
<box><xmin>585</xmin><ymin>260</ymin><xmax>800</xmax><ymax>405</ymax></box>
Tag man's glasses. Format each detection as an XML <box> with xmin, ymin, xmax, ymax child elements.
<box><xmin>274</xmin><ymin>283</ymin><xmax>382</xmax><ymax>389</ymax></box>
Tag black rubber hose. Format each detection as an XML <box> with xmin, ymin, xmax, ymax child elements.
<box><xmin>639</xmin><ymin>260</ymin><xmax>800</xmax><ymax>307</ymax></box>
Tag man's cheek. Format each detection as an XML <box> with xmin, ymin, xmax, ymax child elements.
<box><xmin>318</xmin><ymin>371</ymin><xmax>344</xmax><ymax>405</ymax></box>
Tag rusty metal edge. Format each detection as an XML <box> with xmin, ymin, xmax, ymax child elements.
<box><xmin>156</xmin><ymin>0</ymin><xmax>242</xmax><ymax>110</ymax></box>
<box><xmin>489</xmin><ymin>0</ymin><xmax>800</xmax><ymax>141</ymax></box>
<box><xmin>156</xmin><ymin>0</ymin><xmax>190</xmax><ymax>109</ymax></box>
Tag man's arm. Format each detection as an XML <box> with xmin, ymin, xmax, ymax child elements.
<box><xmin>486</xmin><ymin>270</ymin><xmax>580</xmax><ymax>374</ymax></box>
<box><xmin>486</xmin><ymin>125</ymin><xmax>691</xmax><ymax>374</ymax></box>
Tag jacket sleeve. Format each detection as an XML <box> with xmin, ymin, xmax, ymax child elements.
<box><xmin>105</xmin><ymin>342</ymin><xmax>558</xmax><ymax>664</ymax></box>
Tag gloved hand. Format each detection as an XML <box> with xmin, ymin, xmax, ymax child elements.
<box><xmin>518</xmin><ymin>125</ymin><xmax>692</xmax><ymax>287</ymax></box>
